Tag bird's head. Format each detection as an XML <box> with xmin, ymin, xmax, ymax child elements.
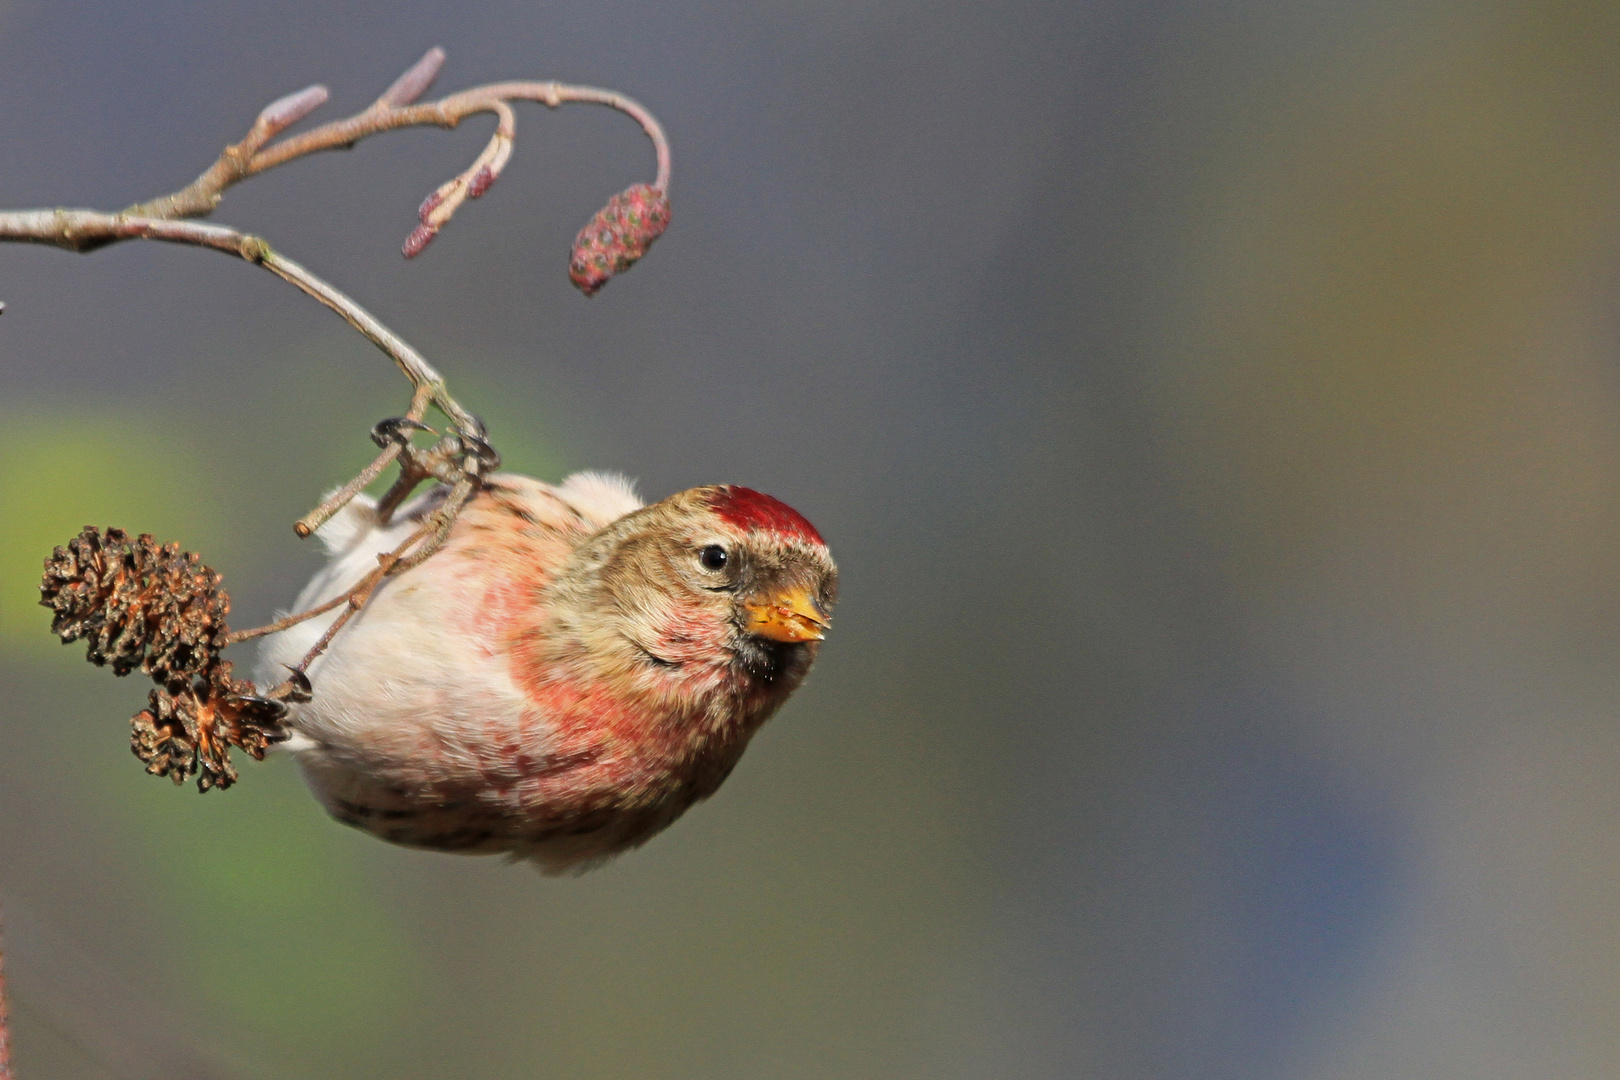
<box><xmin>543</xmin><ymin>485</ymin><xmax>837</xmax><ymax>705</ymax></box>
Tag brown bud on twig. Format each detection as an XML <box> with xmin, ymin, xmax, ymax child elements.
<box><xmin>41</xmin><ymin>527</ymin><xmax>285</xmax><ymax>792</ymax></box>
<box><xmin>569</xmin><ymin>183</ymin><xmax>670</xmax><ymax>296</ymax></box>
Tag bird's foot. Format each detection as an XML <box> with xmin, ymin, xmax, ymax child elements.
<box><xmin>370</xmin><ymin>415</ymin><xmax>435</xmax><ymax>449</ymax></box>
<box><xmin>374</xmin><ymin>414</ymin><xmax>499</xmax><ymax>524</ymax></box>
<box><xmin>274</xmin><ymin>399</ymin><xmax>500</xmax><ymax>696</ymax></box>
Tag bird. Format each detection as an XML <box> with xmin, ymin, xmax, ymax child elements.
<box><xmin>256</xmin><ymin>470</ymin><xmax>836</xmax><ymax>873</ymax></box>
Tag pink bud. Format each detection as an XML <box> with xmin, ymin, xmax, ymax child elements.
<box><xmin>379</xmin><ymin>47</ymin><xmax>446</xmax><ymax>108</ymax></box>
<box><xmin>467</xmin><ymin>165</ymin><xmax>496</xmax><ymax>199</ymax></box>
<box><xmin>259</xmin><ymin>85</ymin><xmax>329</xmax><ymax>134</ymax></box>
<box><xmin>568</xmin><ymin>183</ymin><xmax>670</xmax><ymax>296</ymax></box>
<box><xmin>402</xmin><ymin>223</ymin><xmax>437</xmax><ymax>259</ymax></box>
<box><xmin>417</xmin><ymin>189</ymin><xmax>445</xmax><ymax>222</ymax></box>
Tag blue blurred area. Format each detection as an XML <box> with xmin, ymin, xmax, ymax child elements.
<box><xmin>1215</xmin><ymin>700</ymin><xmax>1401</xmax><ymax>1075</ymax></box>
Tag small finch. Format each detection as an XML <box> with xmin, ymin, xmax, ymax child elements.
<box><xmin>256</xmin><ymin>472</ymin><xmax>836</xmax><ymax>873</ymax></box>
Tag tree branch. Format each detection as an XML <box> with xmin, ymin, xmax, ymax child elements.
<box><xmin>0</xmin><ymin>47</ymin><xmax>675</xmax><ymax>703</ymax></box>
<box><xmin>0</xmin><ymin>46</ymin><xmax>671</xmax><ymax>420</ymax></box>
<box><xmin>0</xmin><ymin>46</ymin><xmax>671</xmax><ymax>262</ymax></box>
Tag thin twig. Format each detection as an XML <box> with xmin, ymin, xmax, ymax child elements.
<box><xmin>0</xmin><ymin>47</ymin><xmax>670</xmax><ymax>264</ymax></box>
<box><xmin>295</xmin><ymin>445</ymin><xmax>402</xmax><ymax>541</ymax></box>
<box><xmin>292</xmin><ymin>387</ymin><xmax>433</xmax><ymax>539</ymax></box>
<box><xmin>291</xmin><ymin>522</ymin><xmax>434</xmax><ymax>674</ymax></box>
<box><xmin>222</xmin><ymin>587</ymin><xmax>360</xmax><ymax>646</ymax></box>
<box><xmin>0</xmin><ymin>209</ymin><xmax>473</xmax><ymax>437</ymax></box>
<box><xmin>246</xmin><ymin>78</ymin><xmax>670</xmax><ymax>193</ymax></box>
<box><xmin>0</xmin><ymin>46</ymin><xmax>671</xmax><ymax>434</ymax></box>
<box><xmin>263</xmin><ymin>466</ymin><xmax>478</xmax><ymax>680</ymax></box>
<box><xmin>259</xmin><ymin>249</ymin><xmax>474</xmax><ymax>429</ymax></box>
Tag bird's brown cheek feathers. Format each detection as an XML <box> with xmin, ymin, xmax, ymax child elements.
<box><xmin>742</xmin><ymin>585</ymin><xmax>831</xmax><ymax>643</ymax></box>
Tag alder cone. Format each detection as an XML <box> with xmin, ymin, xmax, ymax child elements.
<box><xmin>40</xmin><ymin>526</ymin><xmax>283</xmax><ymax>791</ymax></box>
<box><xmin>569</xmin><ymin>183</ymin><xmax>670</xmax><ymax>296</ymax></box>
<box><xmin>132</xmin><ymin>662</ymin><xmax>282</xmax><ymax>791</ymax></box>
<box><xmin>40</xmin><ymin>526</ymin><xmax>227</xmax><ymax>684</ymax></box>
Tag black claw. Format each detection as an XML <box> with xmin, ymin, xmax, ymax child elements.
<box><xmin>279</xmin><ymin>665</ymin><xmax>315</xmax><ymax>702</ymax></box>
<box><xmin>371</xmin><ymin>416</ymin><xmax>434</xmax><ymax>449</ymax></box>
<box><xmin>451</xmin><ymin>426</ymin><xmax>501</xmax><ymax>471</ymax></box>
<box><xmin>228</xmin><ymin>694</ymin><xmax>290</xmax><ymax>721</ymax></box>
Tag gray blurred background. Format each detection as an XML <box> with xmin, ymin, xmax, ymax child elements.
<box><xmin>3</xmin><ymin>1</ymin><xmax>1620</xmax><ymax>1077</ymax></box>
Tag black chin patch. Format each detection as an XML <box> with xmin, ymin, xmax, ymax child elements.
<box><xmin>732</xmin><ymin>634</ymin><xmax>791</xmax><ymax>683</ymax></box>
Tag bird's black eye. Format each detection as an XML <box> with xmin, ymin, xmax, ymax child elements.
<box><xmin>698</xmin><ymin>545</ymin><xmax>729</xmax><ymax>571</ymax></box>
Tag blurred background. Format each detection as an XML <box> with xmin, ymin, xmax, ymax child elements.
<box><xmin>3</xmin><ymin>1</ymin><xmax>1620</xmax><ymax>1077</ymax></box>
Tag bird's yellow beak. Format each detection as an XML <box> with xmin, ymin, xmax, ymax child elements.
<box><xmin>744</xmin><ymin>587</ymin><xmax>830</xmax><ymax>643</ymax></box>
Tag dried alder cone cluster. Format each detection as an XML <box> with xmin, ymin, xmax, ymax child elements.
<box><xmin>40</xmin><ymin>527</ymin><xmax>285</xmax><ymax>791</ymax></box>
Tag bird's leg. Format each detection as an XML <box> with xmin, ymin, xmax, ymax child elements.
<box><xmin>275</xmin><ymin>520</ymin><xmax>436</xmax><ymax>684</ymax></box>
<box><xmin>372</xmin><ymin>431</ymin><xmax>438</xmax><ymax>524</ymax></box>
<box><xmin>256</xmin><ymin>460</ymin><xmax>479</xmax><ymax>694</ymax></box>
<box><xmin>375</xmin><ymin>414</ymin><xmax>498</xmax><ymax>524</ymax></box>
<box><xmin>380</xmin><ymin>416</ymin><xmax>497</xmax><ymax>570</ymax></box>
<box><xmin>294</xmin><ymin>383</ymin><xmax>435</xmax><ymax>538</ymax></box>
<box><xmin>374</xmin><ymin>427</ymin><xmax>462</xmax><ymax>523</ymax></box>
<box><xmin>232</xmin><ymin>409</ymin><xmax>498</xmax><ymax>697</ymax></box>
<box><xmin>393</xmin><ymin>471</ymin><xmax>479</xmax><ymax>572</ymax></box>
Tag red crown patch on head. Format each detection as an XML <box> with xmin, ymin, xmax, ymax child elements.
<box><xmin>709</xmin><ymin>486</ymin><xmax>825</xmax><ymax>545</ymax></box>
